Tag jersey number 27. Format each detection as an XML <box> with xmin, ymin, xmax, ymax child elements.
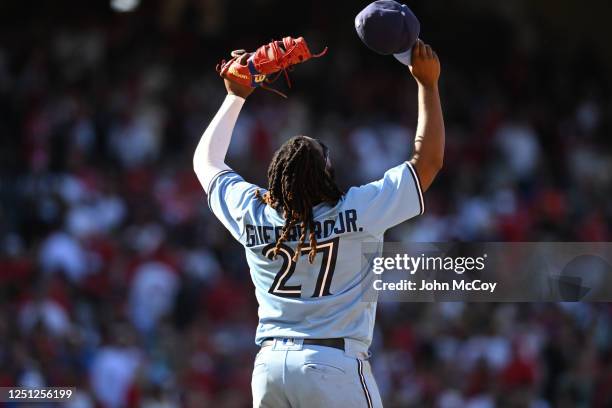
<box><xmin>263</xmin><ymin>237</ymin><xmax>339</xmax><ymax>298</ymax></box>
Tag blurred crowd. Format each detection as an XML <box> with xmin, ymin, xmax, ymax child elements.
<box><xmin>1</xmin><ymin>0</ymin><xmax>612</xmax><ymax>407</ymax></box>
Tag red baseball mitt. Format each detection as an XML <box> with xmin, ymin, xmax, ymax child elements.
<box><xmin>216</xmin><ymin>36</ymin><xmax>327</xmax><ymax>98</ymax></box>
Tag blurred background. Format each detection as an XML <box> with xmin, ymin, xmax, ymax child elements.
<box><xmin>1</xmin><ymin>0</ymin><xmax>612</xmax><ymax>407</ymax></box>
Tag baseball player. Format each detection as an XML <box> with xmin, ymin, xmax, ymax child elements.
<box><xmin>194</xmin><ymin>38</ymin><xmax>444</xmax><ymax>407</ymax></box>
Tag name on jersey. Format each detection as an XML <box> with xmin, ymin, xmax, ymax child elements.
<box><xmin>245</xmin><ymin>209</ymin><xmax>362</xmax><ymax>247</ymax></box>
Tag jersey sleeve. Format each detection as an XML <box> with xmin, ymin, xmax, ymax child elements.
<box><xmin>344</xmin><ymin>162</ymin><xmax>424</xmax><ymax>234</ymax></box>
<box><xmin>207</xmin><ymin>170</ymin><xmax>261</xmax><ymax>241</ymax></box>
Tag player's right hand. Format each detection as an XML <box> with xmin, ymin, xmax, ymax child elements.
<box><xmin>409</xmin><ymin>40</ymin><xmax>440</xmax><ymax>88</ymax></box>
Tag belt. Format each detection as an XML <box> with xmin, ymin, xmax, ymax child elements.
<box><xmin>261</xmin><ymin>338</ymin><xmax>345</xmax><ymax>351</ymax></box>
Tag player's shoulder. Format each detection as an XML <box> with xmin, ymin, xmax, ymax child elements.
<box><xmin>209</xmin><ymin>169</ymin><xmax>245</xmax><ymax>192</ymax></box>
<box><xmin>345</xmin><ymin>162</ymin><xmax>414</xmax><ymax>195</ymax></box>
<box><xmin>208</xmin><ymin>170</ymin><xmax>266</xmax><ymax>213</ymax></box>
<box><xmin>341</xmin><ymin>165</ymin><xmax>402</xmax><ymax>204</ymax></box>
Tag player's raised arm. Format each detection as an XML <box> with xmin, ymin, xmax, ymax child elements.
<box><xmin>408</xmin><ymin>39</ymin><xmax>445</xmax><ymax>192</ymax></box>
<box><xmin>193</xmin><ymin>64</ymin><xmax>254</xmax><ymax>193</ymax></box>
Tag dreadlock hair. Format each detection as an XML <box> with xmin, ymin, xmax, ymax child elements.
<box><xmin>255</xmin><ymin>135</ymin><xmax>343</xmax><ymax>264</ymax></box>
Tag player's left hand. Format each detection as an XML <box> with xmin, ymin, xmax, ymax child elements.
<box><xmin>224</xmin><ymin>51</ymin><xmax>255</xmax><ymax>99</ymax></box>
<box><xmin>225</xmin><ymin>77</ymin><xmax>254</xmax><ymax>99</ymax></box>
<box><xmin>409</xmin><ymin>39</ymin><xmax>440</xmax><ymax>88</ymax></box>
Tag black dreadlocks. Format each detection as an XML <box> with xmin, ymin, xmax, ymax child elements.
<box><xmin>255</xmin><ymin>136</ymin><xmax>343</xmax><ymax>263</ymax></box>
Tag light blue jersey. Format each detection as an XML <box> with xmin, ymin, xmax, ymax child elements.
<box><xmin>208</xmin><ymin>162</ymin><xmax>424</xmax><ymax>348</ymax></box>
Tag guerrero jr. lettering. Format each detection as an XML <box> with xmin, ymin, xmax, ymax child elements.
<box><xmin>246</xmin><ymin>209</ymin><xmax>361</xmax><ymax>247</ymax></box>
